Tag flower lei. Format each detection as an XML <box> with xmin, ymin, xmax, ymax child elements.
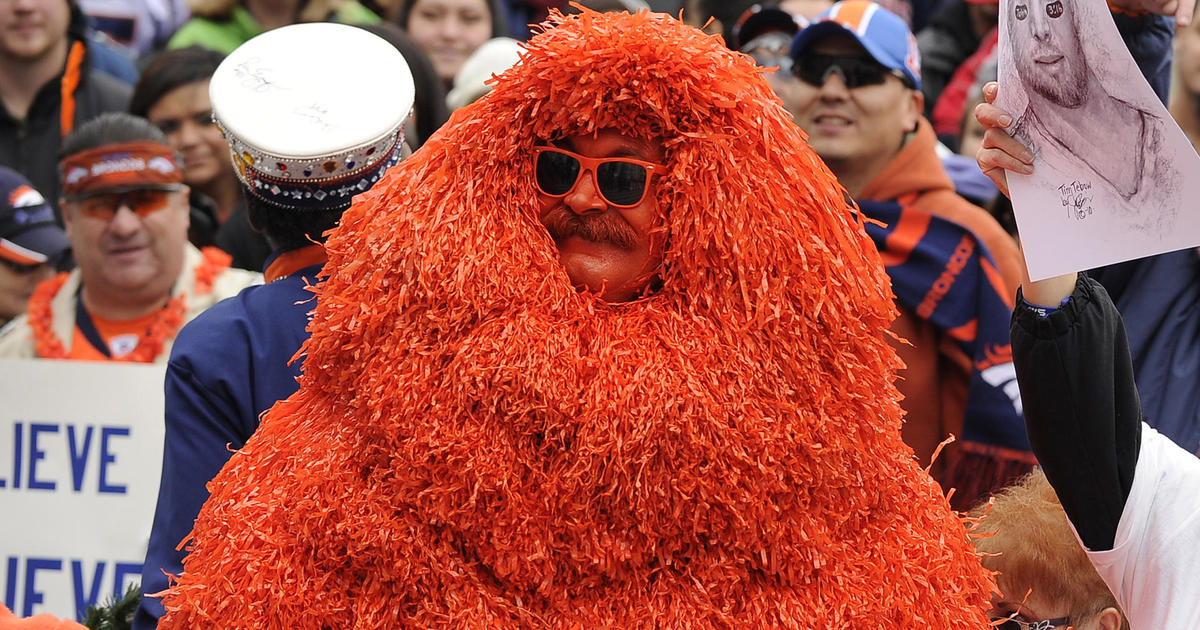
<box><xmin>28</xmin><ymin>247</ymin><xmax>232</xmax><ymax>362</ymax></box>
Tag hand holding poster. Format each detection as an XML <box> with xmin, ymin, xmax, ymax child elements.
<box><xmin>0</xmin><ymin>359</ymin><xmax>165</xmax><ymax>622</ymax></box>
<box><xmin>996</xmin><ymin>0</ymin><xmax>1200</xmax><ymax>280</ymax></box>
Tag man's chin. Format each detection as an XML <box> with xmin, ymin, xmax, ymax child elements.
<box><xmin>558</xmin><ymin>251</ymin><xmax>643</xmax><ymax>301</ymax></box>
<box><xmin>2</xmin><ymin>38</ymin><xmax>56</xmax><ymax>62</ymax></box>
<box><xmin>97</xmin><ymin>266</ymin><xmax>163</xmax><ymax>294</ymax></box>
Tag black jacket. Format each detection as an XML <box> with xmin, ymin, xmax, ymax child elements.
<box><xmin>189</xmin><ymin>191</ymin><xmax>272</xmax><ymax>272</ymax></box>
<box><xmin>1010</xmin><ymin>275</ymin><xmax>1141</xmax><ymax>552</ymax></box>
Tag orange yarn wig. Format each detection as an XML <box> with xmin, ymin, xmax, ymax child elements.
<box><xmin>160</xmin><ymin>10</ymin><xmax>994</xmax><ymax>628</ymax></box>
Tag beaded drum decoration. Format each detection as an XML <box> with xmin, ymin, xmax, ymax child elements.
<box><xmin>210</xmin><ymin>22</ymin><xmax>416</xmax><ymax>210</ymax></box>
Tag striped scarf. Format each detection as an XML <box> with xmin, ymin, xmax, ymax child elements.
<box><xmin>860</xmin><ymin>198</ymin><xmax>1035</xmax><ymax>506</ymax></box>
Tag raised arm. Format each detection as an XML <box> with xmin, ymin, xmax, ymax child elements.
<box><xmin>975</xmin><ymin>84</ymin><xmax>1142</xmax><ymax>551</ymax></box>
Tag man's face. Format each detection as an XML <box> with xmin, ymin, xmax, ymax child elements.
<box><xmin>62</xmin><ymin>186</ymin><xmax>190</xmax><ymax>303</ymax></box>
<box><xmin>791</xmin><ymin>34</ymin><xmax>922</xmax><ymax>172</ymax></box>
<box><xmin>536</xmin><ymin>130</ymin><xmax>665</xmax><ymax>303</ymax></box>
<box><xmin>0</xmin><ymin>0</ymin><xmax>69</xmax><ymax>62</ymax></box>
<box><xmin>0</xmin><ymin>258</ymin><xmax>55</xmax><ymax>320</ymax></box>
<box><xmin>146</xmin><ymin>81</ymin><xmax>234</xmax><ymax>190</ymax></box>
<box><xmin>1009</xmin><ymin>0</ymin><xmax>1087</xmax><ymax>107</ymax></box>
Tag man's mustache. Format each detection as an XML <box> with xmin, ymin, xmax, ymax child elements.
<box><xmin>542</xmin><ymin>206</ymin><xmax>638</xmax><ymax>250</ymax></box>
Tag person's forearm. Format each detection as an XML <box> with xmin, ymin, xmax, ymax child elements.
<box><xmin>1021</xmin><ymin>271</ymin><xmax>1078</xmax><ymax>309</ymax></box>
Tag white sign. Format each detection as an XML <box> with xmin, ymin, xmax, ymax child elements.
<box><xmin>0</xmin><ymin>358</ymin><xmax>165</xmax><ymax>621</ymax></box>
<box><xmin>997</xmin><ymin>0</ymin><xmax>1200</xmax><ymax>280</ymax></box>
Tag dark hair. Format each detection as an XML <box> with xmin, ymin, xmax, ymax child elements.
<box><xmin>128</xmin><ymin>47</ymin><xmax>227</xmax><ymax>117</ymax></box>
<box><xmin>397</xmin><ymin>0</ymin><xmax>508</xmax><ymax>40</ymax></box>
<box><xmin>356</xmin><ymin>23</ymin><xmax>449</xmax><ymax>147</ymax></box>
<box><xmin>243</xmin><ymin>193</ymin><xmax>346</xmax><ymax>251</ymax></box>
<box><xmin>59</xmin><ymin>112</ymin><xmax>171</xmax><ymax>159</ymax></box>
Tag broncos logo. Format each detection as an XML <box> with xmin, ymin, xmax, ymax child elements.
<box><xmin>977</xmin><ymin>344</ymin><xmax>1023</xmax><ymax>415</ymax></box>
<box><xmin>8</xmin><ymin>185</ymin><xmax>46</xmax><ymax>210</ymax></box>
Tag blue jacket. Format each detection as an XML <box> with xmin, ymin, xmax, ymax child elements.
<box><xmin>1087</xmin><ymin>12</ymin><xmax>1200</xmax><ymax>452</ymax></box>
<box><xmin>1112</xmin><ymin>11</ymin><xmax>1174</xmax><ymax>105</ymax></box>
<box><xmin>133</xmin><ymin>262</ymin><xmax>322</xmax><ymax>629</ymax></box>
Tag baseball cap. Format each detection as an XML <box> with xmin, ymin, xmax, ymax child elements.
<box><xmin>733</xmin><ymin>5</ymin><xmax>803</xmax><ymax>50</ymax></box>
<box><xmin>211</xmin><ymin>23</ymin><xmax>416</xmax><ymax>211</ymax></box>
<box><xmin>0</xmin><ymin>167</ymin><xmax>71</xmax><ymax>266</ymax></box>
<box><xmin>790</xmin><ymin>0</ymin><xmax>922</xmax><ymax>90</ymax></box>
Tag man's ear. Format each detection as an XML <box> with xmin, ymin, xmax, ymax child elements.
<box><xmin>907</xmin><ymin>88</ymin><xmax>925</xmax><ymax>133</ymax></box>
<box><xmin>1095</xmin><ymin>606</ymin><xmax>1123</xmax><ymax>630</ymax></box>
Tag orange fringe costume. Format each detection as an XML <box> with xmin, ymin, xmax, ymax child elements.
<box><xmin>160</xmin><ymin>10</ymin><xmax>995</xmax><ymax>628</ymax></box>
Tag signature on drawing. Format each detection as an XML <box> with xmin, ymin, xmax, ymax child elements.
<box><xmin>1058</xmin><ymin>180</ymin><xmax>1094</xmax><ymax>221</ymax></box>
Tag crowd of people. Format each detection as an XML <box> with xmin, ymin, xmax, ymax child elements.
<box><xmin>1</xmin><ymin>0</ymin><xmax>1198</xmax><ymax>627</ymax></box>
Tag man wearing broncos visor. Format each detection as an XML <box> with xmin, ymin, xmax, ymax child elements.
<box><xmin>788</xmin><ymin>0</ymin><xmax>1027</xmax><ymax>508</ymax></box>
<box><xmin>0</xmin><ymin>112</ymin><xmax>257</xmax><ymax>361</ymax></box>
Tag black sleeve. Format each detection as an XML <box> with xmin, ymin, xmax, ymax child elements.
<box><xmin>1010</xmin><ymin>274</ymin><xmax>1141</xmax><ymax>551</ymax></box>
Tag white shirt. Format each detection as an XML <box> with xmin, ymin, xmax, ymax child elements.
<box><xmin>1084</xmin><ymin>424</ymin><xmax>1200</xmax><ymax>630</ymax></box>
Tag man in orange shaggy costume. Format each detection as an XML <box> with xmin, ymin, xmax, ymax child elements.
<box><xmin>159</xmin><ymin>9</ymin><xmax>995</xmax><ymax>628</ymax></box>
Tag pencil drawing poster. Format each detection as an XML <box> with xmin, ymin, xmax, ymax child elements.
<box><xmin>997</xmin><ymin>0</ymin><xmax>1200</xmax><ymax>280</ymax></box>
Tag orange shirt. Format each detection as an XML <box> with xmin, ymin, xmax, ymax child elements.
<box><xmin>66</xmin><ymin>309</ymin><xmax>162</xmax><ymax>361</ymax></box>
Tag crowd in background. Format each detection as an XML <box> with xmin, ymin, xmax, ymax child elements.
<box><xmin>0</xmin><ymin>0</ymin><xmax>1106</xmax><ymax>310</ymax></box>
<box><xmin>2</xmin><ymin>0</ymin><xmax>1200</xmax><ymax>628</ymax></box>
<box><xmin>0</xmin><ymin>0</ymin><xmax>1029</xmax><ymax>326</ymax></box>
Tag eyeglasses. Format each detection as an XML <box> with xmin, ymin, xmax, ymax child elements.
<box><xmin>990</xmin><ymin>615</ymin><xmax>1072</xmax><ymax>630</ymax></box>
<box><xmin>72</xmin><ymin>187</ymin><xmax>183</xmax><ymax>220</ymax></box>
<box><xmin>792</xmin><ymin>53</ymin><xmax>913</xmax><ymax>89</ymax></box>
<box><xmin>0</xmin><ymin>257</ymin><xmax>53</xmax><ymax>276</ymax></box>
<box><xmin>533</xmin><ymin>146</ymin><xmax>664</xmax><ymax>208</ymax></box>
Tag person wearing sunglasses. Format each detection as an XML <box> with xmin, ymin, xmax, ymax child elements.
<box><xmin>788</xmin><ymin>0</ymin><xmax>1029</xmax><ymax>510</ymax></box>
<box><xmin>0</xmin><ymin>113</ymin><xmax>259</xmax><ymax>362</ymax></box>
<box><xmin>731</xmin><ymin>4</ymin><xmax>809</xmax><ymax>122</ymax></box>
<box><xmin>533</xmin><ymin>136</ymin><xmax>665</xmax><ymax>303</ymax></box>
<box><xmin>0</xmin><ymin>167</ymin><xmax>71</xmax><ymax>329</ymax></box>
<box><xmin>971</xmin><ymin>470</ymin><xmax>1128</xmax><ymax>630</ymax></box>
<box><xmin>153</xmin><ymin>11</ymin><xmax>998</xmax><ymax>627</ymax></box>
